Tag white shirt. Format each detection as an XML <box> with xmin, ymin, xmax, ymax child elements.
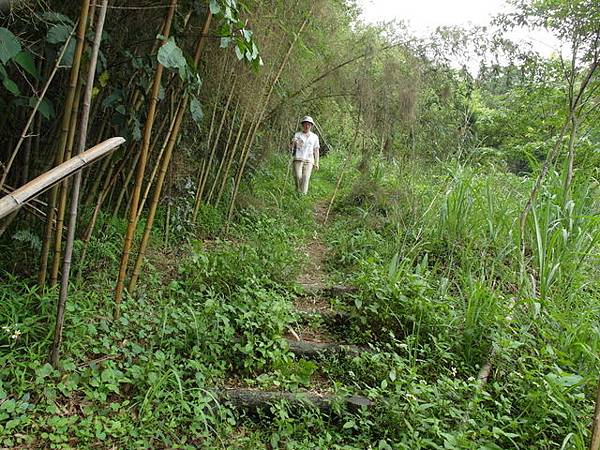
<box><xmin>292</xmin><ymin>131</ymin><xmax>320</xmax><ymax>164</ymax></box>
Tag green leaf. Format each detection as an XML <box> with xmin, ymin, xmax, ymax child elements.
<box><xmin>60</xmin><ymin>39</ymin><xmax>76</xmax><ymax>67</ymax></box>
<box><xmin>0</xmin><ymin>27</ymin><xmax>22</xmax><ymax>64</ymax></box>
<box><xmin>343</xmin><ymin>420</ymin><xmax>355</xmax><ymax>429</ymax></box>
<box><xmin>234</xmin><ymin>44</ymin><xmax>244</xmax><ymax>60</ymax></box>
<box><xmin>46</xmin><ymin>23</ymin><xmax>72</xmax><ymax>44</ymax></box>
<box><xmin>35</xmin><ymin>363</ymin><xmax>54</xmax><ymax>379</ymax></box>
<box><xmin>389</xmin><ymin>368</ymin><xmax>397</xmax><ymax>382</ymax></box>
<box><xmin>190</xmin><ymin>96</ymin><xmax>204</xmax><ymax>126</ymax></box>
<box><xmin>29</xmin><ymin>97</ymin><xmax>55</xmax><ymax>120</ymax></box>
<box><xmin>157</xmin><ymin>37</ymin><xmax>187</xmax><ymax>74</ymax></box>
<box><xmin>41</xmin><ymin>12</ymin><xmax>74</xmax><ymax>25</ymax></box>
<box><xmin>209</xmin><ymin>0</ymin><xmax>221</xmax><ymax>14</ymax></box>
<box><xmin>2</xmin><ymin>76</ymin><xmax>20</xmax><ymax>96</ymax></box>
<box><xmin>14</xmin><ymin>51</ymin><xmax>39</xmax><ymax>79</ymax></box>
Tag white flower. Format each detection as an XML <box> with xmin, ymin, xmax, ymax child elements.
<box><xmin>11</xmin><ymin>330</ymin><xmax>21</xmax><ymax>340</ymax></box>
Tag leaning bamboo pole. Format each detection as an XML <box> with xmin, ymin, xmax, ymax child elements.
<box><xmin>0</xmin><ymin>138</ymin><xmax>125</xmax><ymax>220</ymax></box>
<box><xmin>50</xmin><ymin>0</ymin><xmax>109</xmax><ymax>368</ymax></box>
<box><xmin>38</xmin><ymin>0</ymin><xmax>90</xmax><ymax>288</ymax></box>
<box><xmin>113</xmin><ymin>0</ymin><xmax>177</xmax><ymax>319</ymax></box>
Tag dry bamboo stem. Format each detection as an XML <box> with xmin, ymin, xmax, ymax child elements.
<box><xmin>0</xmin><ymin>138</ymin><xmax>125</xmax><ymax>220</ymax></box>
<box><xmin>198</xmin><ymin>76</ymin><xmax>237</xmax><ymax>203</ymax></box>
<box><xmin>207</xmin><ymin>100</ymin><xmax>239</xmax><ymax>205</ymax></box>
<box><xmin>215</xmin><ymin>110</ymin><xmax>248</xmax><ymax>207</ymax></box>
<box><xmin>50</xmin><ymin>81</ymin><xmax>83</xmax><ymax>287</ymax></box>
<box><xmin>113</xmin><ymin>0</ymin><xmax>177</xmax><ymax>319</ymax></box>
<box><xmin>38</xmin><ymin>1</ymin><xmax>90</xmax><ymax>288</ymax></box>
<box><xmin>51</xmin><ymin>0</ymin><xmax>108</xmax><ymax>368</ymax></box>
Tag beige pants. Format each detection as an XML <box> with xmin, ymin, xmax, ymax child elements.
<box><xmin>293</xmin><ymin>160</ymin><xmax>313</xmax><ymax>194</ymax></box>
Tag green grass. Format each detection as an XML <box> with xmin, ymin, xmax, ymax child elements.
<box><xmin>0</xmin><ymin>151</ymin><xmax>598</xmax><ymax>448</ymax></box>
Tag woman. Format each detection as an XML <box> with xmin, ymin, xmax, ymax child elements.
<box><xmin>291</xmin><ymin>116</ymin><xmax>320</xmax><ymax>194</ymax></box>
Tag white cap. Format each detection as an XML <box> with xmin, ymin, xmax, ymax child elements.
<box><xmin>301</xmin><ymin>115</ymin><xmax>315</xmax><ymax>125</ymax></box>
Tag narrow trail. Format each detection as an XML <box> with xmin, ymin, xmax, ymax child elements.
<box><xmin>223</xmin><ymin>199</ymin><xmax>372</xmax><ymax>414</ymax></box>
<box><xmin>293</xmin><ymin>201</ymin><xmax>334</xmax><ymax>319</ymax></box>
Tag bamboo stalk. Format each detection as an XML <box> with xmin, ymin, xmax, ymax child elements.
<box><xmin>76</xmin><ymin>162</ymin><xmax>116</xmax><ymax>282</ymax></box>
<box><xmin>128</xmin><ymin>97</ymin><xmax>187</xmax><ymax>291</ymax></box>
<box><xmin>112</xmin><ymin>148</ymin><xmax>139</xmax><ymax>216</ymax></box>
<box><xmin>51</xmin><ymin>0</ymin><xmax>109</xmax><ymax>368</ymax></box>
<box><xmin>50</xmin><ymin>80</ymin><xmax>84</xmax><ymax>287</ymax></box>
<box><xmin>129</xmin><ymin>10</ymin><xmax>212</xmax><ymax>289</ymax></box>
<box><xmin>215</xmin><ymin>110</ymin><xmax>248</xmax><ymax>207</ymax></box>
<box><xmin>207</xmin><ymin>100</ymin><xmax>239</xmax><ymax>205</ymax></box>
<box><xmin>192</xmin><ymin>75</ymin><xmax>223</xmax><ymax>222</ymax></box>
<box><xmin>136</xmin><ymin>97</ymin><xmax>182</xmax><ymax>221</ymax></box>
<box><xmin>198</xmin><ymin>76</ymin><xmax>237</xmax><ymax>203</ymax></box>
<box><xmin>38</xmin><ymin>1</ymin><xmax>90</xmax><ymax>288</ymax></box>
<box><xmin>113</xmin><ymin>0</ymin><xmax>177</xmax><ymax>319</ymax></box>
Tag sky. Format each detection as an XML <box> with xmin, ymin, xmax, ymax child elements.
<box><xmin>357</xmin><ymin>0</ymin><xmax>561</xmax><ymax>57</ymax></box>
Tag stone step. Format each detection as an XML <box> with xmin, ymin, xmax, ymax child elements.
<box><xmin>286</xmin><ymin>338</ymin><xmax>370</xmax><ymax>359</ymax></box>
<box><xmin>220</xmin><ymin>388</ymin><xmax>372</xmax><ymax>414</ymax></box>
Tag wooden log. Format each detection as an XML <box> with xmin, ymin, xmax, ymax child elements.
<box><xmin>220</xmin><ymin>388</ymin><xmax>372</xmax><ymax>414</ymax></box>
<box><xmin>0</xmin><ymin>138</ymin><xmax>125</xmax><ymax>220</ymax></box>
<box><xmin>286</xmin><ymin>339</ymin><xmax>370</xmax><ymax>359</ymax></box>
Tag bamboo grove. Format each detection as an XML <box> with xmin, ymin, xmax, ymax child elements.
<box><xmin>0</xmin><ymin>0</ymin><xmax>335</xmax><ymax>361</ymax></box>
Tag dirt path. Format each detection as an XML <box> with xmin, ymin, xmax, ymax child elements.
<box><xmin>295</xmin><ymin>201</ymin><xmax>332</xmax><ymax>305</ymax></box>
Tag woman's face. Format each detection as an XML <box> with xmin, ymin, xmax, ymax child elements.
<box><xmin>302</xmin><ymin>122</ymin><xmax>312</xmax><ymax>133</ymax></box>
